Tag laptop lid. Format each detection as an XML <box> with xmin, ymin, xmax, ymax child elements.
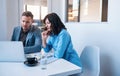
<box><xmin>0</xmin><ymin>41</ymin><xmax>26</xmax><ymax>62</ymax></box>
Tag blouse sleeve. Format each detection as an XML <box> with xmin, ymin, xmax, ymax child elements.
<box><xmin>43</xmin><ymin>37</ymin><xmax>52</xmax><ymax>52</ymax></box>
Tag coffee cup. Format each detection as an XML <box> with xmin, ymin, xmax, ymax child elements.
<box><xmin>27</xmin><ymin>57</ymin><xmax>37</xmax><ymax>64</ymax></box>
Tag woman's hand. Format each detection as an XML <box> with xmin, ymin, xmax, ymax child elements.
<box><xmin>42</xmin><ymin>31</ymin><xmax>49</xmax><ymax>40</ymax></box>
<box><xmin>41</xmin><ymin>31</ymin><xmax>49</xmax><ymax>48</ymax></box>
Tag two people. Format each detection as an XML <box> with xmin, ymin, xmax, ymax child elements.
<box><xmin>11</xmin><ymin>11</ymin><xmax>82</xmax><ymax>67</ymax></box>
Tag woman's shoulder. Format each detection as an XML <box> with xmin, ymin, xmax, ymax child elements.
<box><xmin>60</xmin><ymin>29</ymin><xmax>67</xmax><ymax>33</ymax></box>
<box><xmin>50</xmin><ymin>29</ymin><xmax>69</xmax><ymax>38</ymax></box>
<box><xmin>58</xmin><ymin>29</ymin><xmax>71</xmax><ymax>38</ymax></box>
<box><xmin>60</xmin><ymin>29</ymin><xmax>69</xmax><ymax>35</ymax></box>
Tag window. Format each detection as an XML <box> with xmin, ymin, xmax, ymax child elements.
<box><xmin>66</xmin><ymin>0</ymin><xmax>108</xmax><ymax>22</ymax></box>
<box><xmin>24</xmin><ymin>0</ymin><xmax>48</xmax><ymax>26</ymax></box>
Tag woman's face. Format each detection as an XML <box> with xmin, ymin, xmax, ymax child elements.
<box><xmin>45</xmin><ymin>18</ymin><xmax>51</xmax><ymax>32</ymax></box>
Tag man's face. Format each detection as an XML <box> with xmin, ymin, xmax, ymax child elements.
<box><xmin>21</xmin><ymin>16</ymin><xmax>33</xmax><ymax>32</ymax></box>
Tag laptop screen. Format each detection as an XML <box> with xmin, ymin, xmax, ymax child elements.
<box><xmin>0</xmin><ymin>41</ymin><xmax>26</xmax><ymax>62</ymax></box>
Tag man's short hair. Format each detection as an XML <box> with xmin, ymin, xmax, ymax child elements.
<box><xmin>22</xmin><ymin>11</ymin><xmax>33</xmax><ymax>19</ymax></box>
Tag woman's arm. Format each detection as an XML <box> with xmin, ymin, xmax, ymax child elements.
<box><xmin>41</xmin><ymin>30</ymin><xmax>52</xmax><ymax>52</ymax></box>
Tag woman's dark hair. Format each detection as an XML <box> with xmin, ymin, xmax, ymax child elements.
<box><xmin>43</xmin><ymin>13</ymin><xmax>66</xmax><ymax>35</ymax></box>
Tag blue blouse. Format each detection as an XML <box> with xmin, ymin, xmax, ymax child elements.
<box><xmin>43</xmin><ymin>29</ymin><xmax>82</xmax><ymax>67</ymax></box>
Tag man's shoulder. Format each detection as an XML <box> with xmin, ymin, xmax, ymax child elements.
<box><xmin>32</xmin><ymin>25</ymin><xmax>39</xmax><ymax>29</ymax></box>
<box><xmin>31</xmin><ymin>25</ymin><xmax>41</xmax><ymax>31</ymax></box>
<box><xmin>13</xmin><ymin>26</ymin><xmax>21</xmax><ymax>31</ymax></box>
<box><xmin>14</xmin><ymin>26</ymin><xmax>21</xmax><ymax>29</ymax></box>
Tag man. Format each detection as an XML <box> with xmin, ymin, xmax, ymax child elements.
<box><xmin>11</xmin><ymin>11</ymin><xmax>42</xmax><ymax>54</ymax></box>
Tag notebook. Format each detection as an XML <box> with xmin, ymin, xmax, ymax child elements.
<box><xmin>0</xmin><ymin>41</ymin><xmax>26</xmax><ymax>62</ymax></box>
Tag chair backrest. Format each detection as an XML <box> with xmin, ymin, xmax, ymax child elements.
<box><xmin>80</xmin><ymin>45</ymin><xmax>100</xmax><ymax>76</ymax></box>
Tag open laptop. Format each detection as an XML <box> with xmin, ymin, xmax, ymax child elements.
<box><xmin>0</xmin><ymin>41</ymin><xmax>26</xmax><ymax>62</ymax></box>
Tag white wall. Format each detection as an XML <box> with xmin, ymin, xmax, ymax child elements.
<box><xmin>0</xmin><ymin>0</ymin><xmax>22</xmax><ymax>41</ymax></box>
<box><xmin>0</xmin><ymin>0</ymin><xmax>7</xmax><ymax>40</ymax></box>
<box><xmin>66</xmin><ymin>23</ymin><xmax>120</xmax><ymax>76</ymax></box>
<box><xmin>51</xmin><ymin>0</ymin><xmax>120</xmax><ymax>76</ymax></box>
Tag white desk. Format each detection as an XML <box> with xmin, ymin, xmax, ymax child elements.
<box><xmin>0</xmin><ymin>59</ymin><xmax>82</xmax><ymax>76</ymax></box>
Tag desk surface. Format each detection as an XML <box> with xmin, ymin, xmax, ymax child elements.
<box><xmin>0</xmin><ymin>59</ymin><xmax>82</xmax><ymax>76</ymax></box>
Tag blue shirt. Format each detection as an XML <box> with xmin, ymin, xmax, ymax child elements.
<box><xmin>43</xmin><ymin>29</ymin><xmax>82</xmax><ymax>67</ymax></box>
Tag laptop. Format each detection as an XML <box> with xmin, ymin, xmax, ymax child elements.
<box><xmin>0</xmin><ymin>41</ymin><xmax>26</xmax><ymax>62</ymax></box>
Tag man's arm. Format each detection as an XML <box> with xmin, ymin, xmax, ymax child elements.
<box><xmin>24</xmin><ymin>28</ymin><xmax>42</xmax><ymax>54</ymax></box>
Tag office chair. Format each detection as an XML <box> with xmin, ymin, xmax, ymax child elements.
<box><xmin>80</xmin><ymin>45</ymin><xmax>100</xmax><ymax>76</ymax></box>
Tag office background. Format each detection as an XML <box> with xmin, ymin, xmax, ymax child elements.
<box><xmin>0</xmin><ymin>0</ymin><xmax>120</xmax><ymax>76</ymax></box>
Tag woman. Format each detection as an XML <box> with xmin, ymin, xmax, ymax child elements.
<box><xmin>41</xmin><ymin>13</ymin><xmax>82</xmax><ymax>67</ymax></box>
